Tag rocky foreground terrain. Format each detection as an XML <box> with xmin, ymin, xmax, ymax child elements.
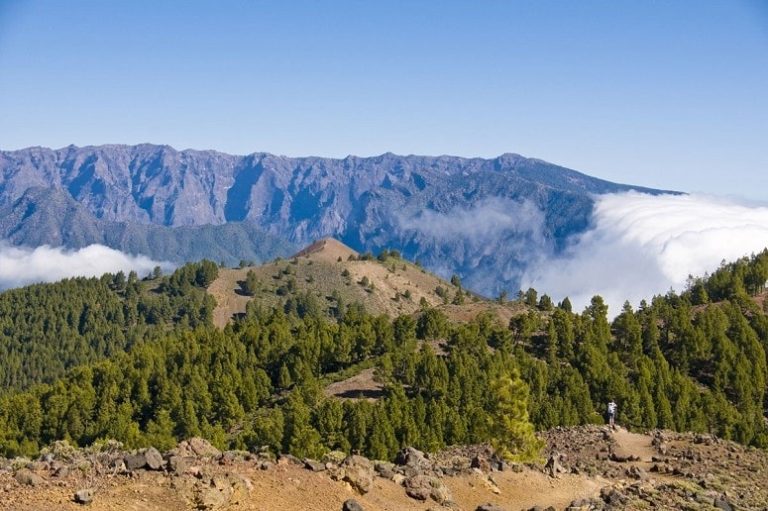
<box><xmin>1</xmin><ymin>426</ymin><xmax>761</xmax><ymax>511</ymax></box>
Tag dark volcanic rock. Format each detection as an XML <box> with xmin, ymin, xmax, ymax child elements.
<box><xmin>74</xmin><ymin>488</ymin><xmax>94</xmax><ymax>504</ymax></box>
<box><xmin>123</xmin><ymin>447</ymin><xmax>164</xmax><ymax>471</ymax></box>
<box><xmin>342</xmin><ymin>499</ymin><xmax>365</xmax><ymax>511</ymax></box>
<box><xmin>714</xmin><ymin>495</ymin><xmax>733</xmax><ymax>511</ymax></box>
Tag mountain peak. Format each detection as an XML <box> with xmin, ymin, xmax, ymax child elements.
<box><xmin>293</xmin><ymin>238</ymin><xmax>359</xmax><ymax>262</ymax></box>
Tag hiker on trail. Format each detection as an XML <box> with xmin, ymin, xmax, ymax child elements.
<box><xmin>607</xmin><ymin>400</ymin><xmax>617</xmax><ymax>429</ymax></box>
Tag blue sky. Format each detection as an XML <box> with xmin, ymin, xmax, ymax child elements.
<box><xmin>1</xmin><ymin>1</ymin><xmax>766</xmax><ymax>198</ymax></box>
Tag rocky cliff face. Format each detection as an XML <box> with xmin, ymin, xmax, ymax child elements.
<box><xmin>0</xmin><ymin>144</ymin><xmax>674</xmax><ymax>294</ymax></box>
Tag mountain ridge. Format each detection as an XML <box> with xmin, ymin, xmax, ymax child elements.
<box><xmin>0</xmin><ymin>143</ymin><xmax>680</xmax><ymax>295</ymax></box>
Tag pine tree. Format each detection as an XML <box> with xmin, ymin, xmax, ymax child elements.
<box><xmin>367</xmin><ymin>406</ymin><xmax>398</xmax><ymax>460</ymax></box>
<box><xmin>486</xmin><ymin>371</ymin><xmax>543</xmax><ymax>462</ymax></box>
<box><xmin>144</xmin><ymin>409</ymin><xmax>177</xmax><ymax>451</ymax></box>
<box><xmin>283</xmin><ymin>392</ymin><xmax>323</xmax><ymax>458</ymax></box>
<box><xmin>242</xmin><ymin>270</ymin><xmax>260</xmax><ymax>296</ymax></box>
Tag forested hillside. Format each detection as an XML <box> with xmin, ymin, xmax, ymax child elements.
<box><xmin>519</xmin><ymin>249</ymin><xmax>768</xmax><ymax>446</ymax></box>
<box><xmin>0</xmin><ymin>249</ymin><xmax>766</xmax><ymax>463</ymax></box>
<box><xmin>0</xmin><ymin>260</ymin><xmax>218</xmax><ymax>391</ymax></box>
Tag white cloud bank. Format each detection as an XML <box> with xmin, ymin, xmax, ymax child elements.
<box><xmin>0</xmin><ymin>243</ymin><xmax>173</xmax><ymax>290</ymax></box>
<box><xmin>398</xmin><ymin>197</ymin><xmax>547</xmax><ymax>245</ymax></box>
<box><xmin>521</xmin><ymin>192</ymin><xmax>768</xmax><ymax>316</ymax></box>
<box><xmin>396</xmin><ymin>198</ymin><xmax>551</xmax><ymax>290</ymax></box>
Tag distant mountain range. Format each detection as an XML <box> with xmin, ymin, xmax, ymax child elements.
<box><xmin>0</xmin><ymin>144</ymin><xmax>676</xmax><ymax>295</ymax></box>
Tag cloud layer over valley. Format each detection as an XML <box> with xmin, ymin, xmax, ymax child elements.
<box><xmin>396</xmin><ymin>198</ymin><xmax>552</xmax><ymax>293</ymax></box>
<box><xmin>521</xmin><ymin>192</ymin><xmax>768</xmax><ymax>315</ymax></box>
<box><xmin>0</xmin><ymin>243</ymin><xmax>172</xmax><ymax>290</ymax></box>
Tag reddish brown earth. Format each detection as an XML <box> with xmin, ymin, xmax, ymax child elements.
<box><xmin>1</xmin><ymin>426</ymin><xmax>762</xmax><ymax>511</ymax></box>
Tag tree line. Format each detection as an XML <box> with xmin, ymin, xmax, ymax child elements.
<box><xmin>0</xmin><ymin>250</ymin><xmax>767</xmax><ymax>460</ymax></box>
<box><xmin>0</xmin><ymin>260</ymin><xmax>217</xmax><ymax>391</ymax></box>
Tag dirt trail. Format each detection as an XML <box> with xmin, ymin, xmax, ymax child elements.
<box><xmin>446</xmin><ymin>470</ymin><xmax>605</xmax><ymax>511</ymax></box>
<box><xmin>611</xmin><ymin>427</ymin><xmax>655</xmax><ymax>463</ymax></box>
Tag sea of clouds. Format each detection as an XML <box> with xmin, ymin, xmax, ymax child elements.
<box><xmin>0</xmin><ymin>243</ymin><xmax>172</xmax><ymax>290</ymax></box>
<box><xmin>395</xmin><ymin>197</ymin><xmax>551</xmax><ymax>293</ymax></box>
<box><xmin>2</xmin><ymin>192</ymin><xmax>767</xmax><ymax>315</ymax></box>
<box><xmin>521</xmin><ymin>192</ymin><xmax>768</xmax><ymax>315</ymax></box>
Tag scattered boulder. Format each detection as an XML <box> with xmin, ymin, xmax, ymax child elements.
<box><xmin>566</xmin><ymin>498</ymin><xmax>601</xmax><ymax>511</ymax></box>
<box><xmin>73</xmin><ymin>488</ymin><xmax>94</xmax><ymax>505</ymax></box>
<box><xmin>403</xmin><ymin>474</ymin><xmax>453</xmax><ymax>504</ymax></box>
<box><xmin>609</xmin><ymin>452</ymin><xmax>639</xmax><ymax>463</ymax></box>
<box><xmin>403</xmin><ymin>475</ymin><xmax>430</xmax><ymax>501</ymax></box>
<box><xmin>304</xmin><ymin>459</ymin><xmax>326</xmax><ymax>472</ymax></box>
<box><xmin>123</xmin><ymin>447</ymin><xmax>163</xmax><ymax>471</ymax></box>
<box><xmin>14</xmin><ymin>469</ymin><xmax>44</xmax><ymax>487</ymax></box>
<box><xmin>600</xmin><ymin>486</ymin><xmax>627</xmax><ymax>506</ymax></box>
<box><xmin>144</xmin><ymin>447</ymin><xmax>164</xmax><ymax>470</ymax></box>
<box><xmin>395</xmin><ymin>447</ymin><xmax>430</xmax><ymax>469</ymax></box>
<box><xmin>195</xmin><ymin>476</ymin><xmax>234</xmax><ymax>510</ymax></box>
<box><xmin>626</xmin><ymin>465</ymin><xmax>647</xmax><ymax>480</ymax></box>
<box><xmin>217</xmin><ymin>451</ymin><xmax>239</xmax><ymax>465</ymax></box>
<box><xmin>714</xmin><ymin>495</ymin><xmax>733</xmax><ymax>511</ymax></box>
<box><xmin>277</xmin><ymin>453</ymin><xmax>303</xmax><ymax>466</ymax></box>
<box><xmin>544</xmin><ymin>453</ymin><xmax>566</xmax><ymax>478</ymax></box>
<box><xmin>167</xmin><ymin>455</ymin><xmax>191</xmax><ymax>476</ymax></box>
<box><xmin>173</xmin><ymin>437</ymin><xmax>221</xmax><ymax>459</ymax></box>
<box><xmin>341</xmin><ymin>455</ymin><xmax>374</xmax><ymax>494</ymax></box>
<box><xmin>342</xmin><ymin>499</ymin><xmax>365</xmax><ymax>511</ymax></box>
<box><xmin>476</xmin><ymin>505</ymin><xmax>505</xmax><ymax>511</ymax></box>
<box><xmin>470</xmin><ymin>454</ymin><xmax>491</xmax><ymax>472</ymax></box>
